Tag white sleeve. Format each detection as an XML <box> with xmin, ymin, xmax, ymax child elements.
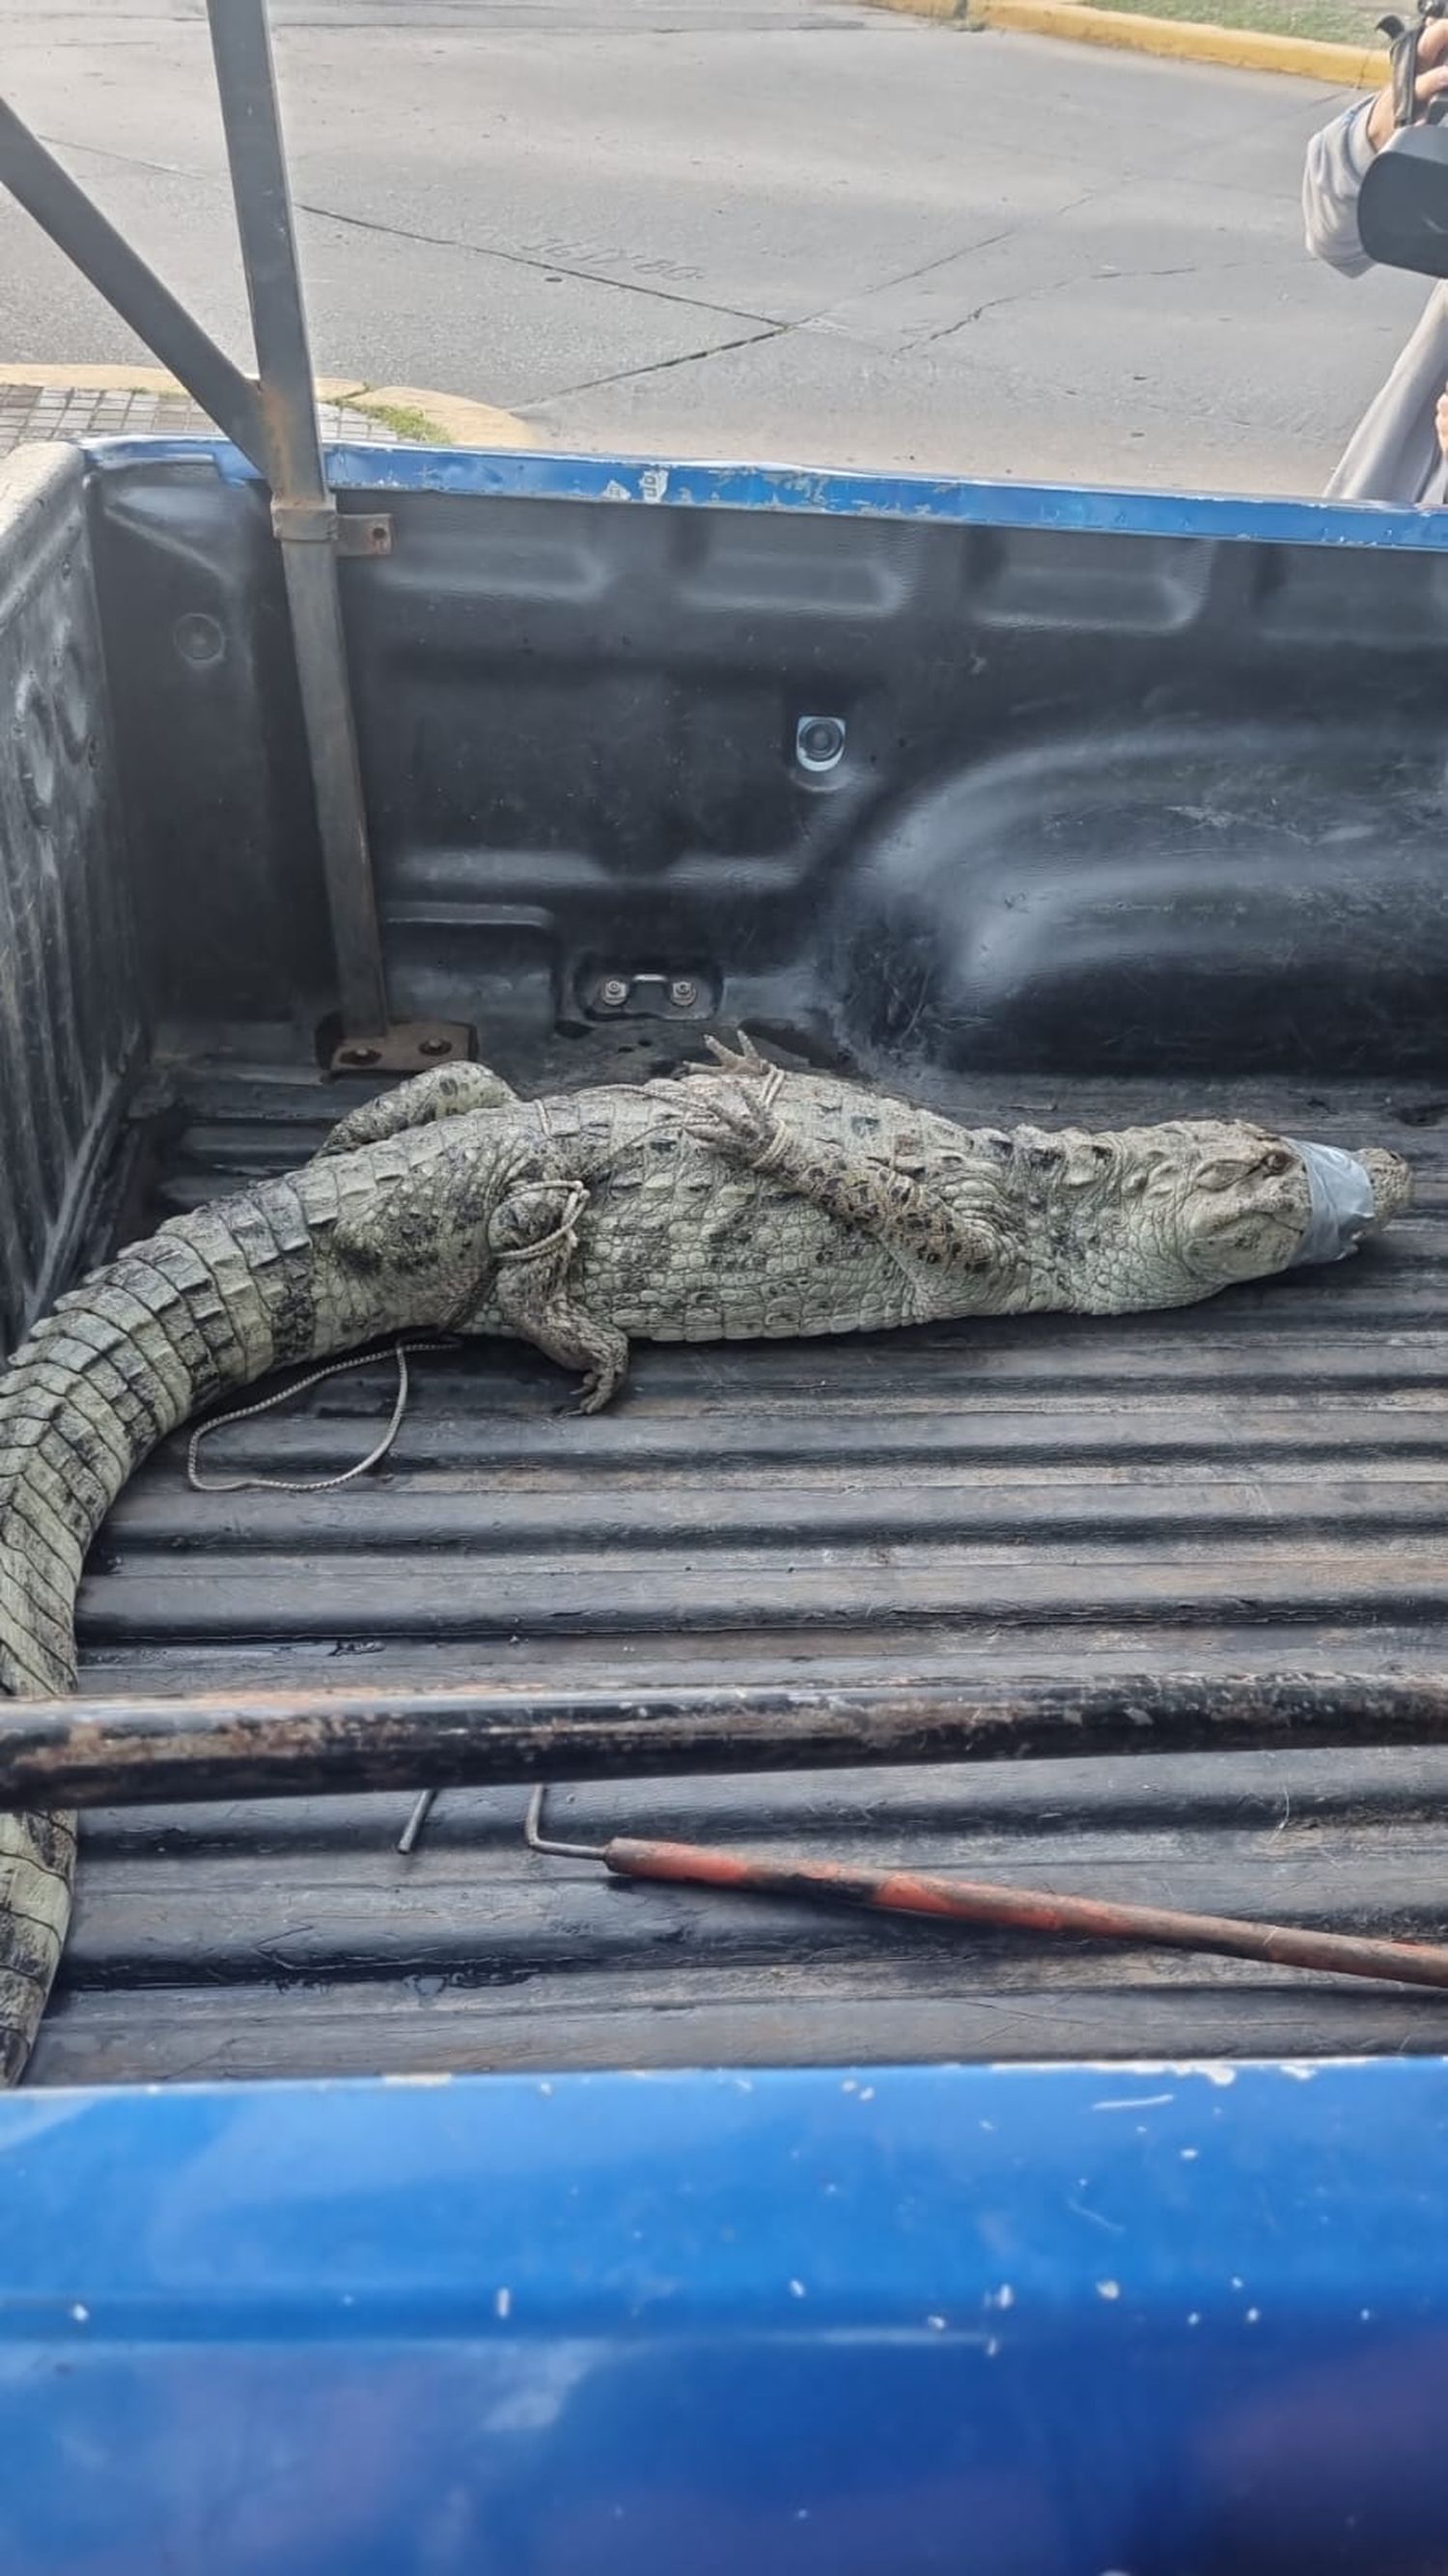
<box><xmin>1302</xmin><ymin>98</ymin><xmax>1379</xmax><ymax>277</ymax></box>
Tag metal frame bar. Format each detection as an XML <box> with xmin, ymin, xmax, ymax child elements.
<box><xmin>0</xmin><ymin>2</ymin><xmax>417</xmax><ymax>1052</ymax></box>
<box><xmin>204</xmin><ymin>0</ymin><xmax>389</xmax><ymax>1042</ymax></box>
<box><xmin>2</xmin><ymin>1670</ymin><xmax>1447</xmax><ymax>1809</ymax></box>
<box><xmin>0</xmin><ymin>105</ymin><xmax>267</xmax><ymax>467</ymax></box>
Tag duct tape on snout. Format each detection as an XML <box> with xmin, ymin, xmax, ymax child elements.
<box><xmin>1285</xmin><ymin>1139</ymin><xmax>1377</xmax><ymax>1269</ymax></box>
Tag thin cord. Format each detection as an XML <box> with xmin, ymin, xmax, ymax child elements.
<box><xmin>186</xmin><ymin>1336</ymin><xmax>457</xmax><ymax>1496</ymax></box>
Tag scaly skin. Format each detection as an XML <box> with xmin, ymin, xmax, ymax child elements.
<box><xmin>0</xmin><ymin>1039</ymin><xmax>1413</xmax><ymax>2081</ymax></box>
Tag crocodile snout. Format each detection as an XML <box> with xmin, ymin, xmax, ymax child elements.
<box><xmin>1358</xmin><ymin>1148</ymin><xmax>1413</xmax><ymax>1227</ymax></box>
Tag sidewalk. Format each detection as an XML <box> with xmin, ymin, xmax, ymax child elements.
<box><xmin>0</xmin><ymin>370</ymin><xmax>534</xmax><ymax>461</ymax></box>
<box><xmin>0</xmin><ymin>378</ymin><xmax>410</xmax><ymax>460</ymax></box>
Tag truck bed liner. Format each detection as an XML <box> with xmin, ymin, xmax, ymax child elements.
<box><xmin>30</xmin><ymin>1049</ymin><xmax>1448</xmax><ymax>2082</ymax></box>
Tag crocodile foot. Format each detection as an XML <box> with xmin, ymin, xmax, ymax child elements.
<box><xmin>685</xmin><ymin>1074</ymin><xmax>781</xmax><ymax>1168</ymax></box>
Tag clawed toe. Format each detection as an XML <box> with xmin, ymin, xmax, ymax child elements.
<box><xmin>574</xmin><ymin>1374</ymin><xmax>621</xmax><ymax>1414</ymax></box>
<box><xmin>686</xmin><ymin>1080</ymin><xmax>775</xmax><ymax>1159</ymax></box>
<box><xmin>684</xmin><ymin>1105</ymin><xmax>735</xmax><ymax>1150</ymax></box>
<box><xmin>704</xmin><ymin>1030</ymin><xmax>771</xmax><ymax>1080</ymax></box>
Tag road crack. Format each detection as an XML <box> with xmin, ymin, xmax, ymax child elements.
<box><xmin>33</xmin><ymin>128</ymin><xmax>790</xmax><ymax>331</ymax></box>
<box><xmin>527</xmin><ymin>322</ymin><xmax>788</xmax><ymax>406</ymax></box>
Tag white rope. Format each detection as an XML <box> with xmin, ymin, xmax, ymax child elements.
<box><xmin>186</xmin><ymin>1336</ymin><xmax>456</xmax><ymax>1496</ymax></box>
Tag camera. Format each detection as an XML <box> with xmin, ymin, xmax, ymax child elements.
<box><xmin>1359</xmin><ymin>0</ymin><xmax>1448</xmax><ymax>274</ymax></box>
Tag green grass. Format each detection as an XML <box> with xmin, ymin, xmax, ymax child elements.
<box><xmin>353</xmin><ymin>397</ymin><xmax>455</xmax><ymax>445</ymax></box>
<box><xmin>1075</xmin><ymin>0</ymin><xmax>1384</xmax><ymax>44</ymax></box>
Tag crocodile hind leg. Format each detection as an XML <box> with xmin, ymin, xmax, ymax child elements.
<box><xmin>484</xmin><ymin>1175</ymin><xmax>629</xmax><ymax>1414</ymax></box>
<box><xmin>318</xmin><ymin>1061</ymin><xmax>518</xmax><ymax>1159</ymax></box>
<box><xmin>686</xmin><ymin>1073</ymin><xmax>1010</xmax><ymax>1275</ymax></box>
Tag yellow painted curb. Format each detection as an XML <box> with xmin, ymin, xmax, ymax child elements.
<box><xmin>867</xmin><ymin>0</ymin><xmax>1389</xmax><ymax>83</ymax></box>
<box><xmin>0</xmin><ymin>367</ymin><xmax>540</xmax><ymax>449</ymax></box>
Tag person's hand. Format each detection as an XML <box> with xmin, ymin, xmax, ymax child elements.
<box><xmin>1365</xmin><ymin>20</ymin><xmax>1448</xmax><ymax>154</ymax></box>
<box><xmin>1436</xmin><ymin>384</ymin><xmax>1448</xmax><ymax>462</ymax></box>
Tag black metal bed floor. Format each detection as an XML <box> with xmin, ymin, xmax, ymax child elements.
<box><xmin>31</xmin><ymin>1050</ymin><xmax>1448</xmax><ymax>2081</ymax></box>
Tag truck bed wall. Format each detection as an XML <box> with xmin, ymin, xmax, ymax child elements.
<box><xmin>0</xmin><ymin>446</ymin><xmax>142</xmax><ymax>1352</ymax></box>
<box><xmin>8</xmin><ymin>437</ymin><xmax>1448</xmax><ymax>1336</ymax></box>
<box><xmin>83</xmin><ymin>448</ymin><xmax>1448</xmax><ymax>1081</ymax></box>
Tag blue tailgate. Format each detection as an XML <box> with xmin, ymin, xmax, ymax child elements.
<box><xmin>1</xmin><ymin>2058</ymin><xmax>1444</xmax><ymax>2572</ymax></box>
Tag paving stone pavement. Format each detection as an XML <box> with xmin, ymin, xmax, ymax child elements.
<box><xmin>0</xmin><ymin>381</ymin><xmax>411</xmax><ymax>457</ymax></box>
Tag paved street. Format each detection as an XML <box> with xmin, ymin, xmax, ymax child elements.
<box><xmin>0</xmin><ymin>0</ymin><xmax>1431</xmax><ymax>491</ymax></box>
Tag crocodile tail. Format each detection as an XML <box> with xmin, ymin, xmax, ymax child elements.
<box><xmin>0</xmin><ymin>1187</ymin><xmax>315</xmax><ymax>2082</ymax></box>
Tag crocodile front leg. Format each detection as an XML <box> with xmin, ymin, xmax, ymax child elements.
<box><xmin>485</xmin><ymin>1176</ymin><xmax>630</xmax><ymax>1413</ymax></box>
<box><xmin>686</xmin><ymin>1067</ymin><xmax>1010</xmax><ymax>1277</ymax></box>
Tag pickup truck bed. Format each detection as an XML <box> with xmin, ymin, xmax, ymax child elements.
<box><xmin>11</xmin><ymin>434</ymin><xmax>1448</xmax><ymax>2085</ymax></box>
<box><xmin>31</xmin><ymin>1044</ymin><xmax>1448</xmax><ymax>2083</ymax></box>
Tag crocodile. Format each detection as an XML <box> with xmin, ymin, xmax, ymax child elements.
<box><xmin>0</xmin><ymin>1037</ymin><xmax>1413</xmax><ymax>2082</ymax></box>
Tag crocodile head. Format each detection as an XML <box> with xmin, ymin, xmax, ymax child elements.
<box><xmin>1169</xmin><ymin>1126</ymin><xmax>1412</xmax><ymax>1289</ymax></box>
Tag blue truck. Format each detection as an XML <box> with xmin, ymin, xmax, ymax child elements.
<box><xmin>5</xmin><ymin>4</ymin><xmax>1448</xmax><ymax>2566</ymax></box>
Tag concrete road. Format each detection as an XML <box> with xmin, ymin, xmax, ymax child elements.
<box><xmin>0</xmin><ymin>0</ymin><xmax>1430</xmax><ymax>492</ymax></box>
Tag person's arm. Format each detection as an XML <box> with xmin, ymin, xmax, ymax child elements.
<box><xmin>1303</xmin><ymin>100</ymin><xmax>1380</xmax><ymax>274</ymax></box>
<box><xmin>1304</xmin><ymin>32</ymin><xmax>1448</xmax><ymax>276</ymax></box>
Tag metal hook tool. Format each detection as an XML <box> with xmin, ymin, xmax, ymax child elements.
<box><xmin>521</xmin><ymin>1787</ymin><xmax>1448</xmax><ymax>1993</ymax></box>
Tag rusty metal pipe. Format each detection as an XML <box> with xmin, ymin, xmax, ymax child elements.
<box><xmin>8</xmin><ymin>1670</ymin><xmax>1448</xmax><ymax>1808</ymax></box>
<box><xmin>520</xmin><ymin>1785</ymin><xmax>1448</xmax><ymax>1994</ymax></box>
<box><xmin>596</xmin><ymin>1838</ymin><xmax>1448</xmax><ymax>1992</ymax></box>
